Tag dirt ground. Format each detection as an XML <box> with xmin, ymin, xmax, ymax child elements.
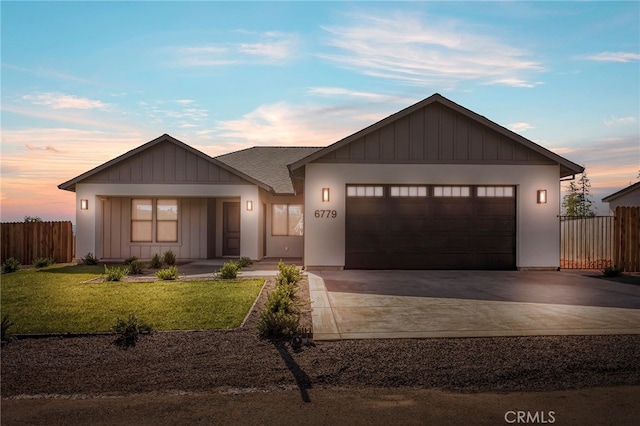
<box><xmin>2</xmin><ymin>274</ymin><xmax>640</xmax><ymax>425</ymax></box>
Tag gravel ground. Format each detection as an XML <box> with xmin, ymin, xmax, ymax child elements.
<box><xmin>2</xmin><ymin>277</ymin><xmax>639</xmax><ymax>398</ymax></box>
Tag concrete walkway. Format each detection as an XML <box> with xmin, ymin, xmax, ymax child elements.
<box><xmin>308</xmin><ymin>271</ymin><xmax>640</xmax><ymax>340</ymax></box>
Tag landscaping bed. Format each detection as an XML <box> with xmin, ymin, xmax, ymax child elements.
<box><xmin>2</xmin><ymin>275</ymin><xmax>639</xmax><ymax>398</ymax></box>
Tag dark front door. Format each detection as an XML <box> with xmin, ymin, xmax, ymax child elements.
<box><xmin>223</xmin><ymin>202</ymin><xmax>240</xmax><ymax>256</ymax></box>
<box><xmin>345</xmin><ymin>185</ymin><xmax>516</xmax><ymax>270</ymax></box>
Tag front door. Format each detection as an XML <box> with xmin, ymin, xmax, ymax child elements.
<box><xmin>223</xmin><ymin>202</ymin><xmax>240</xmax><ymax>256</ymax></box>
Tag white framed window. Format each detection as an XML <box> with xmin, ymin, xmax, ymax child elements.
<box><xmin>433</xmin><ymin>186</ymin><xmax>470</xmax><ymax>197</ymax></box>
<box><xmin>131</xmin><ymin>198</ymin><xmax>179</xmax><ymax>243</ymax></box>
<box><xmin>272</xmin><ymin>204</ymin><xmax>304</xmax><ymax>236</ymax></box>
<box><xmin>477</xmin><ymin>186</ymin><xmax>514</xmax><ymax>197</ymax></box>
<box><xmin>390</xmin><ymin>186</ymin><xmax>428</xmax><ymax>197</ymax></box>
<box><xmin>131</xmin><ymin>199</ymin><xmax>153</xmax><ymax>242</ymax></box>
<box><xmin>347</xmin><ymin>185</ymin><xmax>384</xmax><ymax>197</ymax></box>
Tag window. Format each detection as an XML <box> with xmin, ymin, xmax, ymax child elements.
<box><xmin>433</xmin><ymin>186</ymin><xmax>470</xmax><ymax>197</ymax></box>
<box><xmin>131</xmin><ymin>199</ymin><xmax>153</xmax><ymax>242</ymax></box>
<box><xmin>477</xmin><ymin>186</ymin><xmax>514</xmax><ymax>197</ymax></box>
<box><xmin>131</xmin><ymin>199</ymin><xmax>178</xmax><ymax>243</ymax></box>
<box><xmin>272</xmin><ymin>204</ymin><xmax>303</xmax><ymax>236</ymax></box>
<box><xmin>156</xmin><ymin>199</ymin><xmax>178</xmax><ymax>242</ymax></box>
<box><xmin>390</xmin><ymin>186</ymin><xmax>427</xmax><ymax>197</ymax></box>
<box><xmin>346</xmin><ymin>185</ymin><xmax>384</xmax><ymax>197</ymax></box>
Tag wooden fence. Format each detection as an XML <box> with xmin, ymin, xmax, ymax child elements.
<box><xmin>614</xmin><ymin>206</ymin><xmax>640</xmax><ymax>272</ymax></box>
<box><xmin>1</xmin><ymin>221</ymin><xmax>74</xmax><ymax>264</ymax></box>
<box><xmin>560</xmin><ymin>216</ymin><xmax>614</xmax><ymax>269</ymax></box>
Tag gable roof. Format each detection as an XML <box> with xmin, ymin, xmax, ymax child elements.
<box><xmin>58</xmin><ymin>134</ymin><xmax>269</xmax><ymax>192</ymax></box>
<box><xmin>288</xmin><ymin>93</ymin><xmax>584</xmax><ymax>178</ymax></box>
<box><xmin>216</xmin><ymin>146</ymin><xmax>322</xmax><ymax>194</ymax></box>
<box><xmin>602</xmin><ymin>181</ymin><xmax>640</xmax><ymax>202</ymax></box>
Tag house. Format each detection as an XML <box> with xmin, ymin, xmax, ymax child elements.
<box><xmin>602</xmin><ymin>182</ymin><xmax>640</xmax><ymax>214</ymax></box>
<box><xmin>59</xmin><ymin>93</ymin><xmax>584</xmax><ymax>270</ymax></box>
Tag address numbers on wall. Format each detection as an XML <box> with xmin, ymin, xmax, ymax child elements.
<box><xmin>314</xmin><ymin>210</ymin><xmax>338</xmax><ymax>218</ymax></box>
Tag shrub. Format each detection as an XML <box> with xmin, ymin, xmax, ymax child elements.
<box><xmin>123</xmin><ymin>256</ymin><xmax>138</xmax><ymax>265</ymax></box>
<box><xmin>33</xmin><ymin>257</ymin><xmax>54</xmax><ymax>268</ymax></box>
<box><xmin>237</xmin><ymin>257</ymin><xmax>253</xmax><ymax>268</ymax></box>
<box><xmin>112</xmin><ymin>313</ymin><xmax>152</xmax><ymax>348</ymax></box>
<box><xmin>218</xmin><ymin>261</ymin><xmax>240</xmax><ymax>279</ymax></box>
<box><xmin>2</xmin><ymin>257</ymin><xmax>21</xmax><ymax>274</ymax></box>
<box><xmin>156</xmin><ymin>266</ymin><xmax>179</xmax><ymax>280</ymax></box>
<box><xmin>104</xmin><ymin>264</ymin><xmax>128</xmax><ymax>281</ymax></box>
<box><xmin>1</xmin><ymin>315</ymin><xmax>14</xmax><ymax>343</ymax></box>
<box><xmin>163</xmin><ymin>250</ymin><xmax>176</xmax><ymax>266</ymax></box>
<box><xmin>128</xmin><ymin>259</ymin><xmax>145</xmax><ymax>275</ymax></box>
<box><xmin>258</xmin><ymin>275</ymin><xmax>301</xmax><ymax>338</ymax></box>
<box><xmin>276</xmin><ymin>261</ymin><xmax>301</xmax><ymax>286</ymax></box>
<box><xmin>149</xmin><ymin>253</ymin><xmax>162</xmax><ymax>269</ymax></box>
<box><xmin>603</xmin><ymin>266</ymin><xmax>623</xmax><ymax>277</ymax></box>
<box><xmin>82</xmin><ymin>252</ymin><xmax>99</xmax><ymax>265</ymax></box>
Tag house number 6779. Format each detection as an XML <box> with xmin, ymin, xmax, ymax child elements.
<box><xmin>314</xmin><ymin>210</ymin><xmax>337</xmax><ymax>218</ymax></box>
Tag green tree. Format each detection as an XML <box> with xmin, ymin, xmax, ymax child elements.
<box><xmin>562</xmin><ymin>172</ymin><xmax>596</xmax><ymax>217</ymax></box>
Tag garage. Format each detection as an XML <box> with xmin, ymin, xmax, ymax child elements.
<box><xmin>345</xmin><ymin>185</ymin><xmax>516</xmax><ymax>270</ymax></box>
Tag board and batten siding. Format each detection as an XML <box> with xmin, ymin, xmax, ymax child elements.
<box><xmin>316</xmin><ymin>103</ymin><xmax>556</xmax><ymax>165</ymax></box>
<box><xmin>84</xmin><ymin>140</ymin><xmax>244</xmax><ymax>184</ymax></box>
<box><xmin>101</xmin><ymin>197</ymin><xmax>208</xmax><ymax>259</ymax></box>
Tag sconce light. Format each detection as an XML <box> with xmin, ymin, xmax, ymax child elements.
<box><xmin>537</xmin><ymin>190</ymin><xmax>547</xmax><ymax>204</ymax></box>
<box><xmin>80</xmin><ymin>199</ymin><xmax>89</xmax><ymax>210</ymax></box>
<box><xmin>246</xmin><ymin>200</ymin><xmax>253</xmax><ymax>211</ymax></box>
<box><xmin>322</xmin><ymin>188</ymin><xmax>330</xmax><ymax>202</ymax></box>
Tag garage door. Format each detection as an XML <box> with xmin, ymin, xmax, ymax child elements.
<box><xmin>345</xmin><ymin>185</ymin><xmax>516</xmax><ymax>270</ymax></box>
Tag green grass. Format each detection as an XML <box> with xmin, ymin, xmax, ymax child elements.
<box><xmin>0</xmin><ymin>264</ymin><xmax>264</xmax><ymax>333</ymax></box>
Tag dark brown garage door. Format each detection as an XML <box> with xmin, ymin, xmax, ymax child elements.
<box><xmin>345</xmin><ymin>185</ymin><xmax>516</xmax><ymax>270</ymax></box>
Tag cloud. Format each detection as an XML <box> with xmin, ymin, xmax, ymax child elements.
<box><xmin>509</xmin><ymin>122</ymin><xmax>535</xmax><ymax>132</ymax></box>
<box><xmin>604</xmin><ymin>116</ymin><xmax>637</xmax><ymax>127</ymax></box>
<box><xmin>22</xmin><ymin>92</ymin><xmax>108</xmax><ymax>109</ymax></box>
<box><xmin>319</xmin><ymin>11</ymin><xmax>544</xmax><ymax>88</ymax></box>
<box><xmin>206</xmin><ymin>101</ymin><xmax>382</xmax><ymax>149</ymax></box>
<box><xmin>174</xmin><ymin>31</ymin><xmax>298</xmax><ymax>66</ymax></box>
<box><xmin>308</xmin><ymin>87</ymin><xmax>416</xmax><ymax>104</ymax></box>
<box><xmin>582</xmin><ymin>51</ymin><xmax>640</xmax><ymax>63</ymax></box>
<box><xmin>25</xmin><ymin>144</ymin><xmax>64</xmax><ymax>153</ymax></box>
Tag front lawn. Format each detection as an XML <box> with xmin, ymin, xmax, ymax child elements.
<box><xmin>0</xmin><ymin>264</ymin><xmax>264</xmax><ymax>333</ymax></box>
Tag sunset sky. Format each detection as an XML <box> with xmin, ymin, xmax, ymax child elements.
<box><xmin>2</xmin><ymin>1</ymin><xmax>639</xmax><ymax>223</ymax></box>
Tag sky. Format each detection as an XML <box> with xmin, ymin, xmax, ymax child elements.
<box><xmin>1</xmin><ymin>1</ymin><xmax>639</xmax><ymax>223</ymax></box>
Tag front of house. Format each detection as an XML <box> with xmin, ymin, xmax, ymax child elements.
<box><xmin>59</xmin><ymin>94</ymin><xmax>584</xmax><ymax>270</ymax></box>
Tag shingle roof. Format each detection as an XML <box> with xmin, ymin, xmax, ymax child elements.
<box><xmin>602</xmin><ymin>181</ymin><xmax>640</xmax><ymax>202</ymax></box>
<box><xmin>216</xmin><ymin>146</ymin><xmax>323</xmax><ymax>194</ymax></box>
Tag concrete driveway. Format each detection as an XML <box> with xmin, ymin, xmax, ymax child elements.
<box><xmin>307</xmin><ymin>270</ymin><xmax>640</xmax><ymax>340</ymax></box>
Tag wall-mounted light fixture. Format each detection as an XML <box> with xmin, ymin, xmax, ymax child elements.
<box><xmin>322</xmin><ymin>188</ymin><xmax>330</xmax><ymax>202</ymax></box>
<box><xmin>80</xmin><ymin>199</ymin><xmax>89</xmax><ymax>210</ymax></box>
<box><xmin>537</xmin><ymin>190</ymin><xmax>547</xmax><ymax>204</ymax></box>
<box><xmin>246</xmin><ymin>200</ymin><xmax>253</xmax><ymax>211</ymax></box>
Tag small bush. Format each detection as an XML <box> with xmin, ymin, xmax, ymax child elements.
<box><xmin>82</xmin><ymin>252</ymin><xmax>99</xmax><ymax>265</ymax></box>
<box><xmin>237</xmin><ymin>257</ymin><xmax>253</xmax><ymax>268</ymax></box>
<box><xmin>33</xmin><ymin>257</ymin><xmax>54</xmax><ymax>268</ymax></box>
<box><xmin>112</xmin><ymin>313</ymin><xmax>152</xmax><ymax>348</ymax></box>
<box><xmin>163</xmin><ymin>250</ymin><xmax>176</xmax><ymax>266</ymax></box>
<box><xmin>218</xmin><ymin>261</ymin><xmax>240</xmax><ymax>279</ymax></box>
<box><xmin>276</xmin><ymin>261</ymin><xmax>301</xmax><ymax>286</ymax></box>
<box><xmin>603</xmin><ymin>266</ymin><xmax>623</xmax><ymax>277</ymax></box>
<box><xmin>149</xmin><ymin>253</ymin><xmax>162</xmax><ymax>269</ymax></box>
<box><xmin>1</xmin><ymin>315</ymin><xmax>14</xmax><ymax>343</ymax></box>
<box><xmin>128</xmin><ymin>259</ymin><xmax>145</xmax><ymax>275</ymax></box>
<box><xmin>124</xmin><ymin>256</ymin><xmax>138</xmax><ymax>265</ymax></box>
<box><xmin>104</xmin><ymin>264</ymin><xmax>128</xmax><ymax>281</ymax></box>
<box><xmin>257</xmin><ymin>310</ymin><xmax>300</xmax><ymax>338</ymax></box>
<box><xmin>2</xmin><ymin>257</ymin><xmax>21</xmax><ymax>274</ymax></box>
<box><xmin>156</xmin><ymin>266</ymin><xmax>179</xmax><ymax>280</ymax></box>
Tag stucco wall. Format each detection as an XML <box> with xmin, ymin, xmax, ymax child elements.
<box><xmin>259</xmin><ymin>192</ymin><xmax>305</xmax><ymax>258</ymax></box>
<box><xmin>75</xmin><ymin>183</ymin><xmax>260</xmax><ymax>260</ymax></box>
<box><xmin>606</xmin><ymin>189</ymin><xmax>640</xmax><ymax>214</ymax></box>
<box><xmin>303</xmin><ymin>163</ymin><xmax>561</xmax><ymax>269</ymax></box>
